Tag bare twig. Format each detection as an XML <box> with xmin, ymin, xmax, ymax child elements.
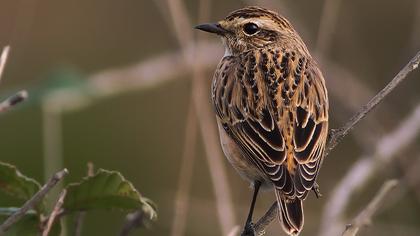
<box><xmin>254</xmin><ymin>51</ymin><xmax>420</xmax><ymax>235</ymax></box>
<box><xmin>227</xmin><ymin>226</ymin><xmax>241</xmax><ymax>236</ymax></box>
<box><xmin>74</xmin><ymin>212</ymin><xmax>85</xmax><ymax>236</ymax></box>
<box><xmin>253</xmin><ymin>202</ymin><xmax>277</xmax><ymax>235</ymax></box>
<box><xmin>170</xmin><ymin>102</ymin><xmax>198</xmax><ymax>236</ymax></box>
<box><xmin>319</xmin><ymin>104</ymin><xmax>420</xmax><ymax>236</ymax></box>
<box><xmin>401</xmin><ymin>154</ymin><xmax>420</xmax><ymax>202</ymax></box>
<box><xmin>169</xmin><ymin>0</ymin><xmax>209</xmax><ymax>234</ymax></box>
<box><xmin>42</xmin><ymin>101</ymin><xmax>65</xmax><ymax>214</ymax></box>
<box><xmin>315</xmin><ymin>0</ymin><xmax>343</xmax><ymax>59</ymax></box>
<box><xmin>73</xmin><ymin>162</ymin><xmax>94</xmax><ymax>236</ymax></box>
<box><xmin>325</xmin><ymin>51</ymin><xmax>420</xmax><ymax>156</ymax></box>
<box><xmin>42</xmin><ymin>189</ymin><xmax>67</xmax><ymax>236</ymax></box>
<box><xmin>119</xmin><ymin>211</ymin><xmax>145</xmax><ymax>236</ymax></box>
<box><xmin>342</xmin><ymin>180</ymin><xmax>398</xmax><ymax>236</ymax></box>
<box><xmin>157</xmin><ymin>0</ymin><xmax>237</xmax><ymax>235</ymax></box>
<box><xmin>0</xmin><ymin>46</ymin><xmax>10</xmax><ymax>82</ymax></box>
<box><xmin>0</xmin><ymin>46</ymin><xmax>29</xmax><ymax>113</ymax></box>
<box><xmin>0</xmin><ymin>169</ymin><xmax>69</xmax><ymax>234</ymax></box>
<box><xmin>0</xmin><ymin>90</ymin><xmax>28</xmax><ymax>113</ymax></box>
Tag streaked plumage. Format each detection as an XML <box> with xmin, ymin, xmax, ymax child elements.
<box><xmin>196</xmin><ymin>6</ymin><xmax>328</xmax><ymax>235</ymax></box>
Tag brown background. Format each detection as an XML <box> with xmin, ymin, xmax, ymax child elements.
<box><xmin>0</xmin><ymin>0</ymin><xmax>419</xmax><ymax>235</ymax></box>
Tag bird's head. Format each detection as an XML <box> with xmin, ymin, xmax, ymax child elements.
<box><xmin>195</xmin><ymin>6</ymin><xmax>303</xmax><ymax>56</ymax></box>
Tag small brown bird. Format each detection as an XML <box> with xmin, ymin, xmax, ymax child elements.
<box><xmin>195</xmin><ymin>6</ymin><xmax>328</xmax><ymax>236</ymax></box>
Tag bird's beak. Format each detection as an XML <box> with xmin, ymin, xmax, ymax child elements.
<box><xmin>194</xmin><ymin>23</ymin><xmax>228</xmax><ymax>36</ymax></box>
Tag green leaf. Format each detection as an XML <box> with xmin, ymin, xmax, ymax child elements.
<box><xmin>0</xmin><ymin>162</ymin><xmax>41</xmax><ymax>201</ymax></box>
<box><xmin>63</xmin><ymin>169</ymin><xmax>151</xmax><ymax>212</ymax></box>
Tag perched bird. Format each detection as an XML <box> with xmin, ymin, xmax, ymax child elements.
<box><xmin>195</xmin><ymin>6</ymin><xmax>329</xmax><ymax>235</ymax></box>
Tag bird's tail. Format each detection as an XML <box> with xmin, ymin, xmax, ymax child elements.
<box><xmin>275</xmin><ymin>190</ymin><xmax>304</xmax><ymax>236</ymax></box>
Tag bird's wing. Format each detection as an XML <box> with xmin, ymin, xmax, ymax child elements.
<box><xmin>292</xmin><ymin>59</ymin><xmax>328</xmax><ymax>198</ymax></box>
<box><xmin>212</xmin><ymin>49</ymin><xmax>328</xmax><ymax>199</ymax></box>
<box><xmin>212</xmin><ymin>52</ymin><xmax>286</xmax><ymax>165</ymax></box>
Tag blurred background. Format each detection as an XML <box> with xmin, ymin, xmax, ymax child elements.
<box><xmin>0</xmin><ymin>0</ymin><xmax>420</xmax><ymax>235</ymax></box>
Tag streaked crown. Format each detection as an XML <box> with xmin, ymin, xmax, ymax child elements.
<box><xmin>196</xmin><ymin>6</ymin><xmax>306</xmax><ymax>55</ymax></box>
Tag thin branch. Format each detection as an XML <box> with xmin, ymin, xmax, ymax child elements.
<box><xmin>254</xmin><ymin>51</ymin><xmax>420</xmax><ymax>235</ymax></box>
<box><xmin>170</xmin><ymin>102</ymin><xmax>197</xmax><ymax>236</ymax></box>
<box><xmin>326</xmin><ymin>50</ymin><xmax>420</xmax><ymax>156</ymax></box>
<box><xmin>42</xmin><ymin>189</ymin><xmax>67</xmax><ymax>236</ymax></box>
<box><xmin>169</xmin><ymin>0</ymin><xmax>209</xmax><ymax>234</ymax></box>
<box><xmin>319</xmin><ymin>103</ymin><xmax>420</xmax><ymax>236</ymax></box>
<box><xmin>0</xmin><ymin>169</ymin><xmax>69</xmax><ymax>234</ymax></box>
<box><xmin>253</xmin><ymin>202</ymin><xmax>277</xmax><ymax>235</ymax></box>
<box><xmin>119</xmin><ymin>210</ymin><xmax>145</xmax><ymax>236</ymax></box>
<box><xmin>42</xmin><ymin>101</ymin><xmax>65</xmax><ymax>212</ymax></box>
<box><xmin>227</xmin><ymin>226</ymin><xmax>241</xmax><ymax>236</ymax></box>
<box><xmin>74</xmin><ymin>162</ymin><xmax>94</xmax><ymax>236</ymax></box>
<box><xmin>315</xmin><ymin>0</ymin><xmax>343</xmax><ymax>59</ymax></box>
<box><xmin>0</xmin><ymin>90</ymin><xmax>28</xmax><ymax>113</ymax></box>
<box><xmin>401</xmin><ymin>154</ymin><xmax>420</xmax><ymax>202</ymax></box>
<box><xmin>342</xmin><ymin>180</ymin><xmax>398</xmax><ymax>236</ymax></box>
<box><xmin>0</xmin><ymin>47</ymin><xmax>29</xmax><ymax>113</ymax></box>
<box><xmin>74</xmin><ymin>212</ymin><xmax>85</xmax><ymax>236</ymax></box>
<box><xmin>157</xmin><ymin>0</ymin><xmax>237</xmax><ymax>235</ymax></box>
<box><xmin>0</xmin><ymin>46</ymin><xmax>10</xmax><ymax>82</ymax></box>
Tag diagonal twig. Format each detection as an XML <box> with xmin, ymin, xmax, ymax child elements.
<box><xmin>0</xmin><ymin>169</ymin><xmax>69</xmax><ymax>234</ymax></box>
<box><xmin>169</xmin><ymin>1</ymin><xmax>209</xmax><ymax>235</ymax></box>
<box><xmin>254</xmin><ymin>51</ymin><xmax>420</xmax><ymax>235</ymax></box>
<box><xmin>342</xmin><ymin>180</ymin><xmax>398</xmax><ymax>236</ymax></box>
<box><xmin>0</xmin><ymin>46</ymin><xmax>10</xmax><ymax>82</ymax></box>
<box><xmin>170</xmin><ymin>101</ymin><xmax>198</xmax><ymax>236</ymax></box>
<box><xmin>73</xmin><ymin>162</ymin><xmax>94</xmax><ymax>236</ymax></box>
<box><xmin>325</xmin><ymin>51</ymin><xmax>420</xmax><ymax>156</ymax></box>
<box><xmin>319</xmin><ymin>103</ymin><xmax>420</xmax><ymax>236</ymax></box>
<box><xmin>0</xmin><ymin>46</ymin><xmax>29</xmax><ymax>113</ymax></box>
<box><xmin>42</xmin><ymin>189</ymin><xmax>67</xmax><ymax>236</ymax></box>
<box><xmin>0</xmin><ymin>90</ymin><xmax>29</xmax><ymax>113</ymax></box>
<box><xmin>156</xmin><ymin>0</ymin><xmax>237</xmax><ymax>235</ymax></box>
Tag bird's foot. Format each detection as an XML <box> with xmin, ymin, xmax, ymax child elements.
<box><xmin>241</xmin><ymin>222</ymin><xmax>256</xmax><ymax>236</ymax></box>
<box><xmin>312</xmin><ymin>182</ymin><xmax>322</xmax><ymax>198</ymax></box>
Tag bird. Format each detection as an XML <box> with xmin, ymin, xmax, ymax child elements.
<box><xmin>195</xmin><ymin>6</ymin><xmax>329</xmax><ymax>236</ymax></box>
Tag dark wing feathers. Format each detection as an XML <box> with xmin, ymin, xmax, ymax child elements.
<box><xmin>212</xmin><ymin>49</ymin><xmax>328</xmax><ymax>200</ymax></box>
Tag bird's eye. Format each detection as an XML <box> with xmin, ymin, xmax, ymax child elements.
<box><xmin>243</xmin><ymin>23</ymin><xmax>259</xmax><ymax>35</ymax></box>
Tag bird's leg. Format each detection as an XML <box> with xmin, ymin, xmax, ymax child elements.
<box><xmin>312</xmin><ymin>182</ymin><xmax>322</xmax><ymax>198</ymax></box>
<box><xmin>242</xmin><ymin>180</ymin><xmax>261</xmax><ymax>236</ymax></box>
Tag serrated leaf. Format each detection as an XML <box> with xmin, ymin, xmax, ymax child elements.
<box><xmin>63</xmin><ymin>169</ymin><xmax>148</xmax><ymax>211</ymax></box>
<box><xmin>0</xmin><ymin>162</ymin><xmax>41</xmax><ymax>201</ymax></box>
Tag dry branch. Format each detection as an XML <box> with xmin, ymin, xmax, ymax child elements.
<box><xmin>42</xmin><ymin>189</ymin><xmax>67</xmax><ymax>236</ymax></box>
<box><xmin>325</xmin><ymin>51</ymin><xmax>420</xmax><ymax>156</ymax></box>
<box><xmin>342</xmin><ymin>180</ymin><xmax>398</xmax><ymax>236</ymax></box>
<box><xmin>253</xmin><ymin>51</ymin><xmax>420</xmax><ymax>235</ymax></box>
<box><xmin>0</xmin><ymin>46</ymin><xmax>29</xmax><ymax>113</ymax></box>
<box><xmin>0</xmin><ymin>90</ymin><xmax>28</xmax><ymax>113</ymax></box>
<box><xmin>159</xmin><ymin>0</ymin><xmax>237</xmax><ymax>235</ymax></box>
<box><xmin>73</xmin><ymin>162</ymin><xmax>94</xmax><ymax>236</ymax></box>
<box><xmin>319</xmin><ymin>103</ymin><xmax>420</xmax><ymax>236</ymax></box>
<box><xmin>170</xmin><ymin>102</ymin><xmax>198</xmax><ymax>236</ymax></box>
<box><xmin>0</xmin><ymin>46</ymin><xmax>10</xmax><ymax>82</ymax></box>
<box><xmin>0</xmin><ymin>169</ymin><xmax>69</xmax><ymax>234</ymax></box>
<box><xmin>119</xmin><ymin>210</ymin><xmax>146</xmax><ymax>236</ymax></box>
